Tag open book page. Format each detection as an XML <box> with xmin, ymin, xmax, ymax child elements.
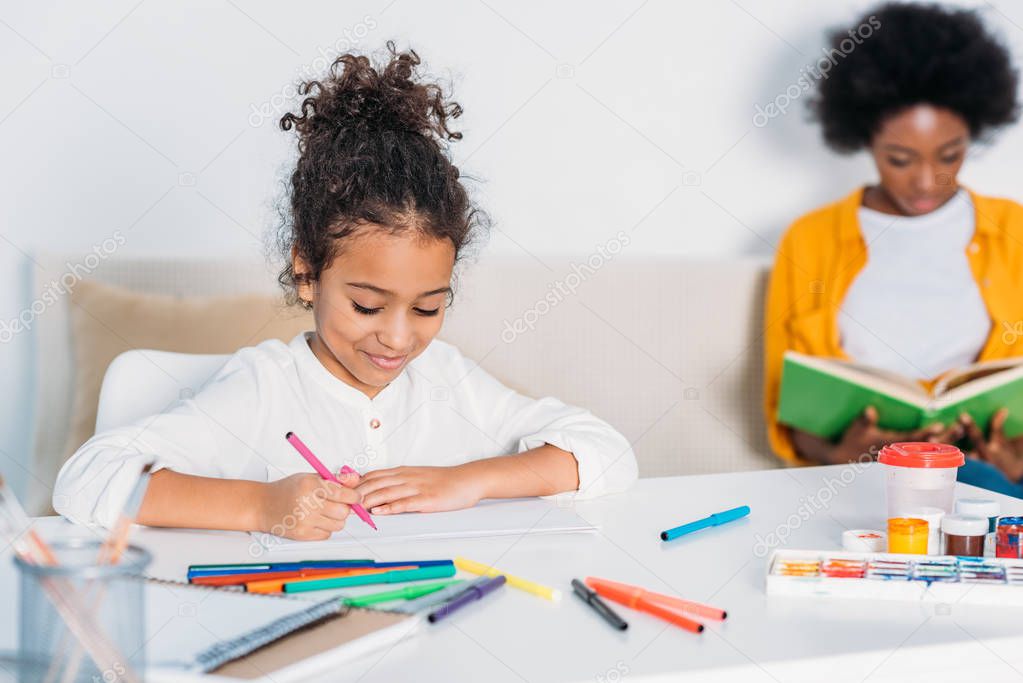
<box><xmin>931</xmin><ymin>360</ymin><xmax>1023</xmax><ymax>409</ymax></box>
<box><xmin>933</xmin><ymin>357</ymin><xmax>1023</xmax><ymax>396</ymax></box>
<box><xmin>785</xmin><ymin>352</ymin><xmax>930</xmax><ymax>403</ymax></box>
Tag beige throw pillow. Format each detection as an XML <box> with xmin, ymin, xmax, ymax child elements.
<box><xmin>64</xmin><ymin>279</ymin><xmax>314</xmax><ymax>464</ymax></box>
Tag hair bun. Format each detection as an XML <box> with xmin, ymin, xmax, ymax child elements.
<box><xmin>280</xmin><ymin>41</ymin><xmax>462</xmax><ymax>147</ymax></box>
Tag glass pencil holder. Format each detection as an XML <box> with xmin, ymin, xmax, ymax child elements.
<box><xmin>13</xmin><ymin>538</ymin><xmax>151</xmax><ymax>683</ymax></box>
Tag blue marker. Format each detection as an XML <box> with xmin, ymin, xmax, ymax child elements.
<box><xmin>660</xmin><ymin>505</ymin><xmax>751</xmax><ymax>542</ymax></box>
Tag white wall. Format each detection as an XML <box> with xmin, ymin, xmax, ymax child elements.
<box><xmin>2</xmin><ymin>0</ymin><xmax>1022</xmax><ymax>498</ymax></box>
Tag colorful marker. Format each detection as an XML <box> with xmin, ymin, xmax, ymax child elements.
<box><xmin>389</xmin><ymin>579</ymin><xmax>482</xmax><ymax>614</ymax></box>
<box><xmin>572</xmin><ymin>578</ymin><xmax>628</xmax><ymax>631</ymax></box>
<box><xmin>187</xmin><ymin>559</ymin><xmax>451</xmax><ymax>580</ymax></box>
<box><xmin>454</xmin><ymin>557</ymin><xmax>561</xmax><ymax>601</ymax></box>
<box><xmin>246</xmin><ymin>566</ymin><xmax>418</xmax><ymax>594</ymax></box>
<box><xmin>660</xmin><ymin>505</ymin><xmax>750</xmax><ymax>541</ymax></box>
<box><xmin>285</xmin><ymin>564</ymin><xmax>457</xmax><ymax>593</ymax></box>
<box><xmin>192</xmin><ymin>566</ymin><xmax>385</xmax><ymax>588</ymax></box>
<box><xmin>343</xmin><ymin>580</ymin><xmax>461</xmax><ymax>607</ymax></box>
<box><xmin>585</xmin><ymin>577</ymin><xmax>726</xmax><ymax>620</ymax></box>
<box><xmin>188</xmin><ymin>560</ymin><xmax>371</xmax><ymax>574</ymax></box>
<box><xmin>427</xmin><ymin>575</ymin><xmax>506</xmax><ymax>623</ymax></box>
<box><xmin>285</xmin><ymin>431</ymin><xmax>377</xmax><ymax>531</ymax></box>
<box><xmin>586</xmin><ymin>577</ymin><xmax>704</xmax><ymax>634</ymax></box>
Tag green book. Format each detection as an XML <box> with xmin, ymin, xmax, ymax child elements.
<box><xmin>777</xmin><ymin>350</ymin><xmax>1023</xmax><ymax>441</ymax></box>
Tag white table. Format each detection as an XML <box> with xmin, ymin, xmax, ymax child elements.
<box><xmin>5</xmin><ymin>464</ymin><xmax>1023</xmax><ymax>683</ymax></box>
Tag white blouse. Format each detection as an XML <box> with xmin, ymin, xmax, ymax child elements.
<box><xmin>53</xmin><ymin>331</ymin><xmax>638</xmax><ymax>528</ymax></box>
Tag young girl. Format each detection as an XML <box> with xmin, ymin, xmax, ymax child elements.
<box><xmin>53</xmin><ymin>45</ymin><xmax>637</xmax><ymax>538</ymax></box>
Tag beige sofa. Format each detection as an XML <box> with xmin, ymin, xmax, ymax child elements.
<box><xmin>28</xmin><ymin>253</ymin><xmax>778</xmax><ymax>515</ymax></box>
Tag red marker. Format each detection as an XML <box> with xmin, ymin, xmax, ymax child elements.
<box><xmin>284</xmin><ymin>431</ymin><xmax>377</xmax><ymax>531</ymax></box>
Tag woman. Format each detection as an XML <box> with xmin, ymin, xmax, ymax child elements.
<box><xmin>764</xmin><ymin>3</ymin><xmax>1023</xmax><ymax>495</ymax></box>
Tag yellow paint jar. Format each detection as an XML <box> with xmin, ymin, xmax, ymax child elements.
<box><xmin>888</xmin><ymin>517</ymin><xmax>929</xmax><ymax>554</ymax></box>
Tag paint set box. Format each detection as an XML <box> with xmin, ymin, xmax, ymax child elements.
<box><xmin>766</xmin><ymin>549</ymin><xmax>1023</xmax><ymax>606</ymax></box>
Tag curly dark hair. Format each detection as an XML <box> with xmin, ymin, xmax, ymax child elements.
<box><xmin>275</xmin><ymin>42</ymin><xmax>486</xmax><ymax>308</ymax></box>
<box><xmin>810</xmin><ymin>2</ymin><xmax>1019</xmax><ymax>152</ymax></box>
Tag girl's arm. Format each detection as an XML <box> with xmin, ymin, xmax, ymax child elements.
<box><xmin>137</xmin><ymin>470</ymin><xmax>265</xmax><ymax>531</ymax></box>
<box><xmin>138</xmin><ymin>469</ymin><xmax>363</xmax><ymax>540</ymax></box>
<box><xmin>356</xmin><ymin>443</ymin><xmax>580</xmax><ymax>515</ymax></box>
<box><xmin>466</xmin><ymin>443</ymin><xmax>580</xmax><ymax>498</ymax></box>
<box><xmin>54</xmin><ymin>347</ymin><xmax>291</xmax><ymax>530</ymax></box>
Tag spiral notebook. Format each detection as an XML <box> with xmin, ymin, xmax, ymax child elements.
<box><xmin>142</xmin><ymin>577</ymin><xmax>418</xmax><ymax>681</ymax></box>
<box><xmin>251</xmin><ymin>497</ymin><xmax>599</xmax><ymax>551</ymax></box>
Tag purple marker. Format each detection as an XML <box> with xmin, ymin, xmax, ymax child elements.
<box><xmin>427</xmin><ymin>575</ymin><xmax>506</xmax><ymax>623</ymax></box>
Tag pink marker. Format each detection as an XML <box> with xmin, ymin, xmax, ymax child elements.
<box><xmin>284</xmin><ymin>431</ymin><xmax>377</xmax><ymax>531</ymax></box>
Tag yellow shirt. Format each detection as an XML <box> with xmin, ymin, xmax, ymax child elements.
<box><xmin>764</xmin><ymin>187</ymin><xmax>1023</xmax><ymax>463</ymax></box>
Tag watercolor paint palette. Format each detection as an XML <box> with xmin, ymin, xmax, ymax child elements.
<box><xmin>766</xmin><ymin>549</ymin><xmax>1023</xmax><ymax>606</ymax></box>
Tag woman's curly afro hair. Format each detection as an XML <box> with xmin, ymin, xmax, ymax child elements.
<box><xmin>275</xmin><ymin>42</ymin><xmax>487</xmax><ymax>309</ymax></box>
<box><xmin>810</xmin><ymin>2</ymin><xmax>1019</xmax><ymax>152</ymax></box>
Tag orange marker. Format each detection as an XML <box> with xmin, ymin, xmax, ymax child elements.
<box><xmin>585</xmin><ymin>577</ymin><xmax>726</xmax><ymax>621</ymax></box>
<box><xmin>585</xmin><ymin>577</ymin><xmax>704</xmax><ymax>634</ymax></box>
<box><xmin>245</xmin><ymin>565</ymin><xmax>416</xmax><ymax>594</ymax></box>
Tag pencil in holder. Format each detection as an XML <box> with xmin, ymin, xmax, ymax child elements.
<box><xmin>14</xmin><ymin>538</ymin><xmax>151</xmax><ymax>683</ymax></box>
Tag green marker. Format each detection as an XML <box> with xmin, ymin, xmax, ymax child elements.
<box><xmin>284</xmin><ymin>564</ymin><xmax>456</xmax><ymax>593</ymax></box>
<box><xmin>343</xmin><ymin>579</ymin><xmax>462</xmax><ymax>607</ymax></box>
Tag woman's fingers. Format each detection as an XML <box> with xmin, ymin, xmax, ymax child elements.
<box><xmin>960</xmin><ymin>413</ymin><xmax>989</xmax><ymax>458</ymax></box>
<box><xmin>990</xmin><ymin>408</ymin><xmax>1010</xmax><ymax>441</ymax></box>
<box><xmin>918</xmin><ymin>422</ymin><xmax>946</xmax><ymax>441</ymax></box>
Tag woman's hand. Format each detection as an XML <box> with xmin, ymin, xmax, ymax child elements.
<box><xmin>791</xmin><ymin>406</ymin><xmax>961</xmax><ymax>465</ymax></box>
<box><xmin>257</xmin><ymin>472</ymin><xmax>362</xmax><ymax>540</ymax></box>
<box><xmin>960</xmin><ymin>409</ymin><xmax>1023</xmax><ymax>481</ymax></box>
<box><xmin>355</xmin><ymin>465</ymin><xmax>488</xmax><ymax>515</ymax></box>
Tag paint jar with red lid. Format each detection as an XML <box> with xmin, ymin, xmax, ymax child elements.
<box><xmin>878</xmin><ymin>442</ymin><xmax>964</xmax><ymax>516</ymax></box>
<box><xmin>996</xmin><ymin>517</ymin><xmax>1023</xmax><ymax>559</ymax></box>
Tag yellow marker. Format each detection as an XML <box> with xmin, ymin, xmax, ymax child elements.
<box><xmin>454</xmin><ymin>557</ymin><xmax>561</xmax><ymax>602</ymax></box>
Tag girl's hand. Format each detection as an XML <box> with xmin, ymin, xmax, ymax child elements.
<box><xmin>960</xmin><ymin>409</ymin><xmax>1023</xmax><ymax>481</ymax></box>
<box><xmin>257</xmin><ymin>472</ymin><xmax>362</xmax><ymax>540</ymax></box>
<box><xmin>355</xmin><ymin>465</ymin><xmax>488</xmax><ymax>515</ymax></box>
